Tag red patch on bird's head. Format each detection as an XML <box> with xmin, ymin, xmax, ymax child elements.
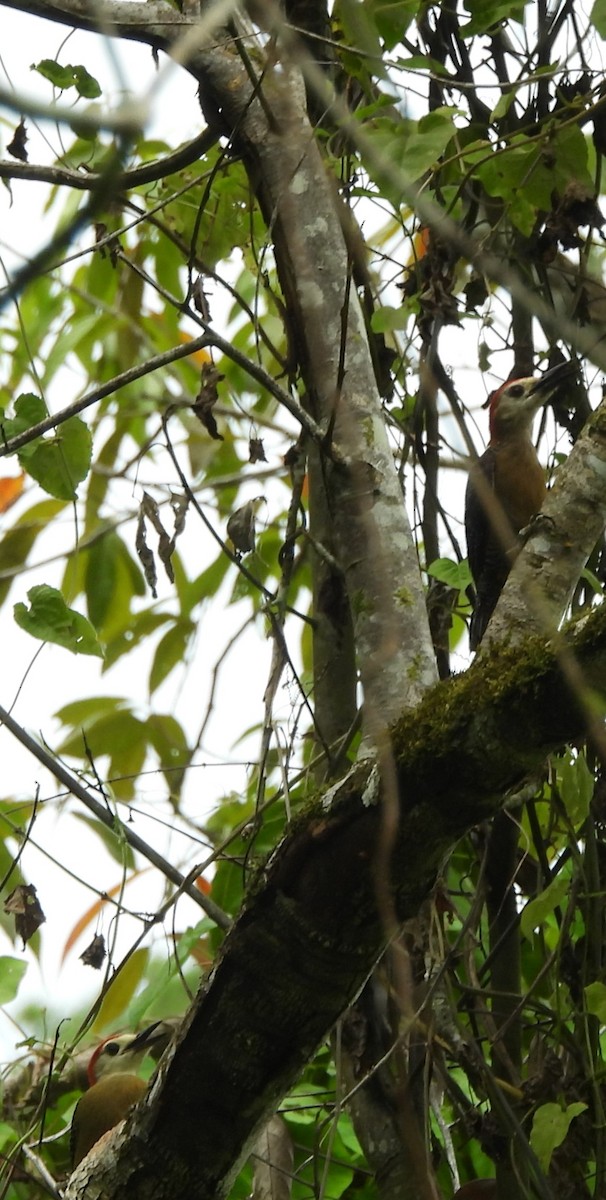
<box><xmin>86</xmin><ymin>1035</ymin><xmax>122</xmax><ymax>1087</ymax></box>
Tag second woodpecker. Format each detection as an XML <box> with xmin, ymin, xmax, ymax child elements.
<box><xmin>465</xmin><ymin>361</ymin><xmax>573</xmax><ymax>650</ymax></box>
<box><xmin>70</xmin><ymin>1022</ymin><xmax>173</xmax><ymax>1168</ymax></box>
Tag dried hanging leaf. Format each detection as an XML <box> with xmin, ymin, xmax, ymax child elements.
<box><xmin>137</xmin><ymin>492</ymin><xmax>188</xmax><ymax>592</ymax></box>
<box><xmin>4</xmin><ymin>884</ymin><xmax>46</xmax><ymax>946</ymax></box>
<box><xmin>7</xmin><ymin>119</ymin><xmax>28</xmax><ymax>162</ymax></box>
<box><xmin>136</xmin><ymin>509</ymin><xmax>158</xmax><ymax>598</ymax></box>
<box><xmin>227</xmin><ymin>497</ymin><xmax>265</xmax><ymax>558</ymax></box>
<box><xmin>191</xmin><ymin>362</ymin><xmax>225</xmax><ymax>441</ymax></box>
<box><xmin>170</xmin><ymin>492</ymin><xmax>188</xmax><ymax>540</ymax></box>
<box><xmin>249</xmin><ymin>437</ymin><xmax>267</xmax><ymax>463</ymax></box>
<box><xmin>141</xmin><ymin>491</ymin><xmax>173</xmax><ymax>583</ymax></box>
<box><xmin>0</xmin><ymin>472</ymin><xmax>25</xmax><ymax>513</ymax></box>
<box><xmin>80</xmin><ymin>933</ymin><xmax>106</xmax><ymax>969</ymax></box>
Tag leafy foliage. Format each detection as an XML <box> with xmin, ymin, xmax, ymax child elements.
<box><xmin>0</xmin><ymin>3</ymin><xmax>605</xmax><ymax>1200</ymax></box>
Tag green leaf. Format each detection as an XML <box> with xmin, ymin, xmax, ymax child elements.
<box><xmin>0</xmin><ymin>498</ymin><xmax>66</xmax><ymax>607</ymax></box>
<box><xmin>427</xmin><ymin>558</ymin><xmax>472</xmax><ymax>590</ymax></box>
<box><xmin>0</xmin><ymin>393</ymin><xmax>47</xmax><ymax>457</ymax></box>
<box><xmin>1</xmin><ymin>395</ymin><xmax>92</xmax><ymax>498</ymax></box>
<box><xmin>149</xmin><ymin>621</ymin><xmax>195</xmax><ymax>695</ymax></box>
<box><xmin>147</xmin><ymin>713</ymin><xmax>190</xmax><ymax>801</ymax></box>
<box><xmin>85</xmin><ymin>532</ymin><xmax>122</xmax><ymax>630</ymax></box>
<box><xmin>32</xmin><ymin>59</ymin><xmax>101</xmax><ymax>97</ymax></box>
<box><xmin>92</xmin><ymin>948</ymin><xmax>150</xmax><ymax>1032</ymax></box>
<box><xmin>520</xmin><ymin>872</ymin><xmax>569</xmax><ymax>938</ymax></box>
<box><xmin>371</xmin><ymin>305</ymin><xmax>410</xmax><ymax>333</ymax></box>
<box><xmin>530</xmin><ymin>1101</ymin><xmax>587</xmax><ymax>1172</ymax></box>
<box><xmin>56</xmin><ymin>696</ymin><xmax>128</xmax><ymax>727</ymax></box>
<box><xmin>24</xmin><ymin>416</ymin><xmax>92</xmax><ymax>500</ymax></box>
<box><xmin>14</xmin><ymin>585</ymin><xmax>103</xmax><ymax>657</ymax></box>
<box><xmin>360</xmin><ymin>0</ymin><xmax>420</xmax><ymax>50</ymax></box>
<box><xmin>364</xmin><ymin>108</ymin><xmax>460</xmax><ymax>198</ymax></box>
<box><xmin>0</xmin><ymin>956</ymin><xmax>27</xmax><ymax>1004</ymax></box>
<box><xmin>558</xmin><ymin>752</ymin><xmax>593</xmax><ymax>828</ymax></box>
<box><xmin>71</xmin><ymin>65</ymin><xmax>102</xmax><ymax>99</ymax></box>
<box><xmin>584</xmin><ymin>980</ymin><xmax>606</xmax><ymax>1023</ymax></box>
<box><xmin>591</xmin><ymin>0</ymin><xmax>606</xmax><ymax>36</ymax></box>
<box><xmin>460</xmin><ymin>0</ymin><xmax>527</xmax><ymax>37</ymax></box>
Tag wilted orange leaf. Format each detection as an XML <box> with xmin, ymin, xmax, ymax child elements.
<box><xmin>179</xmin><ymin>332</ymin><xmax>213</xmax><ymax>367</ymax></box>
<box><xmin>0</xmin><ymin>472</ymin><xmax>25</xmax><ymax>513</ymax></box>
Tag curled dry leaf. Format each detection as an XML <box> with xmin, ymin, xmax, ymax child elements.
<box><xmin>80</xmin><ymin>933</ymin><xmax>106</xmax><ymax>969</ymax></box>
<box><xmin>4</xmin><ymin>884</ymin><xmax>46</xmax><ymax>947</ymax></box>
<box><xmin>136</xmin><ymin>492</ymin><xmax>188</xmax><ymax>594</ymax></box>
<box><xmin>136</xmin><ymin>509</ymin><xmax>158</xmax><ymax>598</ymax></box>
<box><xmin>7</xmin><ymin>119</ymin><xmax>28</xmax><ymax>162</ymax></box>
<box><xmin>249</xmin><ymin>437</ymin><xmax>267</xmax><ymax>463</ymax></box>
<box><xmin>192</xmin><ymin>362</ymin><xmax>225</xmax><ymax>441</ymax></box>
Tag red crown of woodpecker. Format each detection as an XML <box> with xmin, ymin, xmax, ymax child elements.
<box><xmin>485</xmin><ymin>361</ymin><xmax>574</xmax><ymax>441</ymax></box>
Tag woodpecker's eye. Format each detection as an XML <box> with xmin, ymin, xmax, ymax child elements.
<box><xmin>507</xmin><ymin>384</ymin><xmax>525</xmax><ymax>398</ymax></box>
<box><xmin>102</xmin><ymin>1041</ymin><xmax>121</xmax><ymax>1057</ymax></box>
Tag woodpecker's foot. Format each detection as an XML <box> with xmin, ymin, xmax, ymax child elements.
<box><xmin>518</xmin><ymin>512</ymin><xmax>556</xmax><ymax>545</ymax></box>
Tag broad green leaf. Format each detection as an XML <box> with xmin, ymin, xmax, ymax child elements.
<box><xmin>149</xmin><ymin>620</ymin><xmax>195</xmax><ymax>695</ymax></box>
<box><xmin>103</xmin><ymin>611</ymin><xmax>172</xmax><ymax>671</ymax></box>
<box><xmin>85</xmin><ymin>532</ymin><xmax>120</xmax><ymax>631</ymax></box>
<box><xmin>428</xmin><ymin>558</ymin><xmax>472</xmax><ymax>590</ymax></box>
<box><xmin>520</xmin><ymin>872</ymin><xmax>569</xmax><ymax>938</ymax></box>
<box><xmin>24</xmin><ymin>417</ymin><xmax>92</xmax><ymax>500</ymax></box>
<box><xmin>71</xmin><ymin>65</ymin><xmax>102</xmax><ymax>99</ymax></box>
<box><xmin>32</xmin><ymin>58</ymin><xmax>79</xmax><ymax>90</ymax></box>
<box><xmin>0</xmin><ymin>498</ymin><xmax>66</xmax><ymax>606</ymax></box>
<box><xmin>0</xmin><ymin>956</ymin><xmax>27</xmax><ymax>1004</ymax></box>
<box><xmin>56</xmin><ymin>696</ymin><xmax>128</xmax><ymax>727</ymax></box>
<box><xmin>14</xmin><ymin>585</ymin><xmax>103</xmax><ymax>657</ymax></box>
<box><xmin>364</xmin><ymin>108</ymin><xmax>460</xmax><ymax>197</ymax></box>
<box><xmin>0</xmin><ymin>393</ymin><xmax>47</xmax><ymax>457</ymax></box>
<box><xmin>32</xmin><ymin>59</ymin><xmax>101</xmax><ymax>98</ymax></box>
<box><xmin>57</xmin><ymin>707</ymin><xmax>147</xmax><ymax>799</ymax></box>
<box><xmin>371</xmin><ymin>305</ymin><xmax>410</xmax><ymax>333</ymax></box>
<box><xmin>584</xmin><ymin>980</ymin><xmax>606</xmax><ymax>1023</ymax></box>
<box><xmin>84</xmin><ymin>531</ymin><xmax>145</xmax><ymax>634</ymax></box>
<box><xmin>461</xmin><ymin>0</ymin><xmax>527</xmax><ymax>37</ymax></box>
<box><xmin>558</xmin><ymin>752</ymin><xmax>593</xmax><ymax>828</ymax></box>
<box><xmin>128</xmin><ymin>928</ymin><xmax>210</xmax><ymax>1024</ymax></box>
<box><xmin>42</xmin><ymin>313</ymin><xmax>102</xmax><ymax>387</ymax></box>
<box><xmin>146</xmin><ymin>712</ymin><xmax>190</xmax><ymax>801</ymax></box>
<box><xmin>92</xmin><ymin>947</ymin><xmax>150</xmax><ymax>1032</ymax></box>
<box><xmin>530</xmin><ymin>1102</ymin><xmax>587</xmax><ymax>1172</ymax></box>
<box><xmin>591</xmin><ymin>0</ymin><xmax>606</xmax><ymax>36</ymax></box>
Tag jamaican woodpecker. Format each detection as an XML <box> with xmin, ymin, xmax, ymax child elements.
<box><xmin>70</xmin><ymin>1022</ymin><xmax>170</xmax><ymax>1168</ymax></box>
<box><xmin>465</xmin><ymin>361</ymin><xmax>572</xmax><ymax>650</ymax></box>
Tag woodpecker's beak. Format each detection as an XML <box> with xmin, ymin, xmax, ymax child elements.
<box><xmin>528</xmin><ymin>360</ymin><xmax>576</xmax><ymax>397</ymax></box>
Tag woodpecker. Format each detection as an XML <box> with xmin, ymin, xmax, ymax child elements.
<box><xmin>465</xmin><ymin>361</ymin><xmax>573</xmax><ymax>650</ymax></box>
<box><xmin>70</xmin><ymin>1022</ymin><xmax>171</xmax><ymax>1168</ymax></box>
